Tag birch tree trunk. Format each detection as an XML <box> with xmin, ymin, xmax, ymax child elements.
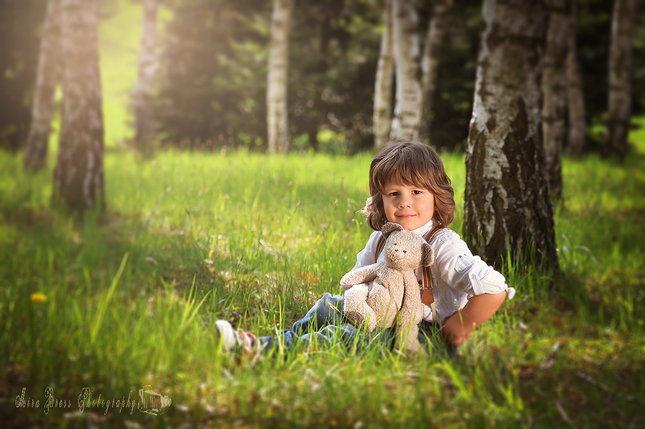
<box><xmin>602</xmin><ymin>0</ymin><xmax>638</xmax><ymax>162</ymax></box>
<box><xmin>53</xmin><ymin>0</ymin><xmax>105</xmax><ymax>214</ymax></box>
<box><xmin>389</xmin><ymin>0</ymin><xmax>422</xmax><ymax>141</ymax></box>
<box><xmin>373</xmin><ymin>0</ymin><xmax>394</xmax><ymax>152</ymax></box>
<box><xmin>267</xmin><ymin>0</ymin><xmax>293</xmax><ymax>154</ymax></box>
<box><xmin>464</xmin><ymin>0</ymin><xmax>558</xmax><ymax>270</ymax></box>
<box><xmin>420</xmin><ymin>0</ymin><xmax>453</xmax><ymax>139</ymax></box>
<box><xmin>23</xmin><ymin>0</ymin><xmax>61</xmax><ymax>172</ymax></box>
<box><xmin>565</xmin><ymin>0</ymin><xmax>587</xmax><ymax>158</ymax></box>
<box><xmin>541</xmin><ymin>0</ymin><xmax>570</xmax><ymax>201</ymax></box>
<box><xmin>132</xmin><ymin>0</ymin><xmax>158</xmax><ymax>158</ymax></box>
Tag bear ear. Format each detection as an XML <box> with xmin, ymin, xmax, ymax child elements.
<box><xmin>421</xmin><ymin>243</ymin><xmax>435</xmax><ymax>267</ymax></box>
<box><xmin>381</xmin><ymin>222</ymin><xmax>403</xmax><ymax>239</ymax></box>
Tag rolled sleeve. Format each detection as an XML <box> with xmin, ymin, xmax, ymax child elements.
<box><xmin>468</xmin><ymin>269</ymin><xmax>510</xmax><ymax>299</ymax></box>
<box><xmin>432</xmin><ymin>230</ymin><xmax>514</xmax><ymax>300</ymax></box>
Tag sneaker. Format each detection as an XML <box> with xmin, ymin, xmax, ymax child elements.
<box><xmin>215</xmin><ymin>320</ymin><xmax>263</xmax><ymax>362</ymax></box>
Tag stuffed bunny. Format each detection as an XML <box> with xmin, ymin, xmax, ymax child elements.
<box><xmin>340</xmin><ymin>222</ymin><xmax>435</xmax><ymax>354</ymax></box>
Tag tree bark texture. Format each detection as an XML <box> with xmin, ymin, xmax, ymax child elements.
<box><xmin>541</xmin><ymin>0</ymin><xmax>570</xmax><ymax>200</ymax></box>
<box><xmin>23</xmin><ymin>0</ymin><xmax>61</xmax><ymax>172</ymax></box>
<box><xmin>53</xmin><ymin>0</ymin><xmax>105</xmax><ymax>214</ymax></box>
<box><xmin>132</xmin><ymin>0</ymin><xmax>158</xmax><ymax>157</ymax></box>
<box><xmin>420</xmin><ymin>0</ymin><xmax>453</xmax><ymax>140</ymax></box>
<box><xmin>373</xmin><ymin>0</ymin><xmax>394</xmax><ymax>152</ymax></box>
<box><xmin>464</xmin><ymin>0</ymin><xmax>558</xmax><ymax>270</ymax></box>
<box><xmin>267</xmin><ymin>0</ymin><xmax>293</xmax><ymax>154</ymax></box>
<box><xmin>603</xmin><ymin>0</ymin><xmax>638</xmax><ymax>161</ymax></box>
<box><xmin>564</xmin><ymin>0</ymin><xmax>587</xmax><ymax>158</ymax></box>
<box><xmin>390</xmin><ymin>0</ymin><xmax>422</xmax><ymax>141</ymax></box>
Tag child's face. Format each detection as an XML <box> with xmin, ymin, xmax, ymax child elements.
<box><xmin>382</xmin><ymin>181</ymin><xmax>435</xmax><ymax>231</ymax></box>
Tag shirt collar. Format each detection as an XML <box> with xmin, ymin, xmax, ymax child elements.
<box><xmin>412</xmin><ymin>219</ymin><xmax>435</xmax><ymax>236</ymax></box>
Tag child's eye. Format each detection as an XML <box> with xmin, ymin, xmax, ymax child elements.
<box><xmin>389</xmin><ymin>192</ymin><xmax>399</xmax><ymax>196</ymax></box>
<box><xmin>413</xmin><ymin>190</ymin><xmax>423</xmax><ymax>195</ymax></box>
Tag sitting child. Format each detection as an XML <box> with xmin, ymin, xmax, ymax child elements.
<box><xmin>215</xmin><ymin>141</ymin><xmax>515</xmax><ymax>358</ymax></box>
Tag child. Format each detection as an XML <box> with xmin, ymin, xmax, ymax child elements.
<box><xmin>216</xmin><ymin>141</ymin><xmax>515</xmax><ymax>357</ymax></box>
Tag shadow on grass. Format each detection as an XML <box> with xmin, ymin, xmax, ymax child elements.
<box><xmin>0</xmin><ymin>204</ymin><xmax>236</xmax><ymax>427</ymax></box>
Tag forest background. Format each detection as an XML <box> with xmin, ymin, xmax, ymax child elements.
<box><xmin>3</xmin><ymin>0</ymin><xmax>645</xmax><ymax>154</ymax></box>
<box><xmin>1</xmin><ymin>0</ymin><xmax>645</xmax><ymax>428</ymax></box>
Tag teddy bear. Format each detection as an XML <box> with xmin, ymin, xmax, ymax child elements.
<box><xmin>340</xmin><ymin>222</ymin><xmax>435</xmax><ymax>354</ymax></box>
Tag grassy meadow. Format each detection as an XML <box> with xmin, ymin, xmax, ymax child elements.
<box><xmin>1</xmin><ymin>142</ymin><xmax>644</xmax><ymax>428</ymax></box>
<box><xmin>1</xmin><ymin>0</ymin><xmax>644</xmax><ymax>426</ymax></box>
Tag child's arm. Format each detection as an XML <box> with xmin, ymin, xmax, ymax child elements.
<box><xmin>441</xmin><ymin>291</ymin><xmax>507</xmax><ymax>347</ymax></box>
<box><xmin>352</xmin><ymin>230</ymin><xmax>381</xmax><ymax>270</ymax></box>
<box><xmin>431</xmin><ymin>230</ymin><xmax>515</xmax><ymax>299</ymax></box>
<box><xmin>340</xmin><ymin>230</ymin><xmax>382</xmax><ymax>291</ymax></box>
<box><xmin>429</xmin><ymin>230</ymin><xmax>515</xmax><ymax>347</ymax></box>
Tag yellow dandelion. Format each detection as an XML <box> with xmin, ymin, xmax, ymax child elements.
<box><xmin>30</xmin><ymin>292</ymin><xmax>47</xmax><ymax>303</ymax></box>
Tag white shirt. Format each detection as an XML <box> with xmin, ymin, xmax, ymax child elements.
<box><xmin>352</xmin><ymin>220</ymin><xmax>515</xmax><ymax>323</ymax></box>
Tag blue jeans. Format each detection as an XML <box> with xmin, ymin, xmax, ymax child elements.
<box><xmin>260</xmin><ymin>292</ymin><xmax>456</xmax><ymax>357</ymax></box>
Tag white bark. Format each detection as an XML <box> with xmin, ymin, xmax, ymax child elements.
<box><xmin>389</xmin><ymin>0</ymin><xmax>422</xmax><ymax>141</ymax></box>
<box><xmin>267</xmin><ymin>0</ymin><xmax>293</xmax><ymax>154</ymax></box>
<box><xmin>132</xmin><ymin>0</ymin><xmax>158</xmax><ymax>157</ymax></box>
<box><xmin>603</xmin><ymin>0</ymin><xmax>638</xmax><ymax>161</ymax></box>
<box><xmin>24</xmin><ymin>0</ymin><xmax>61</xmax><ymax>172</ymax></box>
<box><xmin>565</xmin><ymin>0</ymin><xmax>587</xmax><ymax>158</ymax></box>
<box><xmin>420</xmin><ymin>0</ymin><xmax>453</xmax><ymax>139</ymax></box>
<box><xmin>373</xmin><ymin>0</ymin><xmax>394</xmax><ymax>151</ymax></box>
<box><xmin>541</xmin><ymin>0</ymin><xmax>570</xmax><ymax>200</ymax></box>
<box><xmin>54</xmin><ymin>0</ymin><xmax>104</xmax><ymax>214</ymax></box>
<box><xmin>464</xmin><ymin>0</ymin><xmax>557</xmax><ymax>269</ymax></box>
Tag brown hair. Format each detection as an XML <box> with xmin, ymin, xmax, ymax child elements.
<box><xmin>363</xmin><ymin>141</ymin><xmax>455</xmax><ymax>231</ymax></box>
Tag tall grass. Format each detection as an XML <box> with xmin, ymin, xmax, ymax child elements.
<box><xmin>1</xmin><ymin>147</ymin><xmax>643</xmax><ymax>428</ymax></box>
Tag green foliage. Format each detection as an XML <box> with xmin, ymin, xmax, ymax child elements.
<box><xmin>151</xmin><ymin>0</ymin><xmax>645</xmax><ymax>154</ymax></box>
<box><xmin>99</xmin><ymin>0</ymin><xmax>148</xmax><ymax>147</ymax></box>
<box><xmin>1</xmin><ymin>144</ymin><xmax>644</xmax><ymax>427</ymax></box>
<box><xmin>0</xmin><ymin>0</ymin><xmax>46</xmax><ymax>152</ymax></box>
<box><xmin>288</xmin><ymin>0</ymin><xmax>381</xmax><ymax>153</ymax></box>
<box><xmin>5</xmin><ymin>0</ymin><xmax>645</xmax><ymax>155</ymax></box>
<box><xmin>426</xmin><ymin>0</ymin><xmax>481</xmax><ymax>151</ymax></box>
<box><xmin>155</xmin><ymin>0</ymin><xmax>270</xmax><ymax>150</ymax></box>
<box><xmin>154</xmin><ymin>0</ymin><xmax>384</xmax><ymax>153</ymax></box>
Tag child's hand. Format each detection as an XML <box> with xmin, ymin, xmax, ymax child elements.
<box><xmin>441</xmin><ymin>291</ymin><xmax>507</xmax><ymax>347</ymax></box>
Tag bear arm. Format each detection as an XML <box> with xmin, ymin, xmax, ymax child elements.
<box><xmin>340</xmin><ymin>263</ymin><xmax>382</xmax><ymax>291</ymax></box>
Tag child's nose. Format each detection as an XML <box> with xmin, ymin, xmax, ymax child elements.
<box><xmin>398</xmin><ymin>196</ymin><xmax>411</xmax><ymax>208</ymax></box>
